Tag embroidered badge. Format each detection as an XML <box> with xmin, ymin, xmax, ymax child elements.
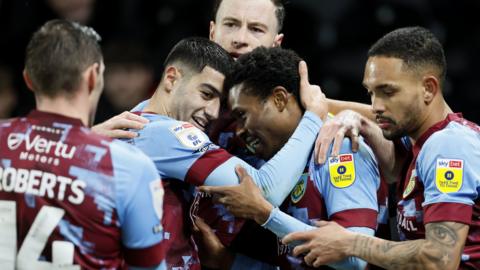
<box><xmin>291</xmin><ymin>173</ymin><xmax>308</xmax><ymax>203</ymax></box>
<box><xmin>403</xmin><ymin>169</ymin><xmax>416</xmax><ymax>198</ymax></box>
<box><xmin>170</xmin><ymin>122</ymin><xmax>208</xmax><ymax>149</ymax></box>
<box><xmin>328</xmin><ymin>154</ymin><xmax>355</xmax><ymax>188</ymax></box>
<box><xmin>435</xmin><ymin>159</ymin><xmax>463</xmax><ymax>193</ymax></box>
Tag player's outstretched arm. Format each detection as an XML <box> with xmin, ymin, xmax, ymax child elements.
<box><xmin>283</xmin><ymin>220</ymin><xmax>468</xmax><ymax>270</ymax></box>
<box><xmin>201</xmin><ymin>167</ymin><xmax>372</xmax><ymax>270</ymax></box>
<box><xmin>326</xmin><ymin>98</ymin><xmax>375</xmax><ymax>121</ymax></box>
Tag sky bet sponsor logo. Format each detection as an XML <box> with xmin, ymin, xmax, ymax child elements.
<box><xmin>7</xmin><ymin>132</ymin><xmax>76</xmax><ymax>166</ymax></box>
<box><xmin>328</xmin><ymin>154</ymin><xmax>355</xmax><ymax>188</ymax></box>
<box><xmin>436</xmin><ymin>158</ymin><xmax>463</xmax><ymax>193</ymax></box>
<box><xmin>172</xmin><ymin>123</ymin><xmax>194</xmax><ymax>132</ymax></box>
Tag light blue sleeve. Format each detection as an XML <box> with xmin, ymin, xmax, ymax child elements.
<box><xmin>262</xmin><ymin>208</ymin><xmax>372</xmax><ymax>270</ymax></box>
<box><xmin>262</xmin><ymin>207</ymin><xmax>315</xmax><ymax>239</ymax></box>
<box><xmin>312</xmin><ymin>138</ymin><xmax>379</xmax><ymax>219</ymax></box>
<box><xmin>110</xmin><ymin>141</ymin><xmax>165</xmax><ymax>269</ymax></box>
<box><xmin>129</xmin><ymin>116</ymin><xmax>218</xmax><ymax>181</ymax></box>
<box><xmin>131</xmin><ymin>112</ymin><xmax>322</xmax><ymax>207</ymax></box>
<box><xmin>206</xmin><ymin>111</ymin><xmax>323</xmax><ymax>206</ymax></box>
<box><xmin>418</xmin><ymin>123</ymin><xmax>480</xmax><ymax>207</ymax></box>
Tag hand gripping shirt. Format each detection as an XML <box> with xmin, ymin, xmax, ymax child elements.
<box><xmin>128</xmin><ymin>100</ymin><xmax>323</xmax><ymax>269</ymax></box>
<box><xmin>0</xmin><ymin>110</ymin><xmax>166</xmax><ymax>270</ymax></box>
<box><xmin>396</xmin><ymin>113</ymin><xmax>480</xmax><ymax>269</ymax></box>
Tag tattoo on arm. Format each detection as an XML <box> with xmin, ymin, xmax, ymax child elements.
<box><xmin>351</xmin><ymin>222</ymin><xmax>468</xmax><ymax>270</ymax></box>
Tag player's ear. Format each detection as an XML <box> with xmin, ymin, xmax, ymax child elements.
<box><xmin>86</xmin><ymin>62</ymin><xmax>100</xmax><ymax>94</ymax></box>
<box><xmin>422</xmin><ymin>75</ymin><xmax>440</xmax><ymax>104</ymax></box>
<box><xmin>209</xmin><ymin>21</ymin><xmax>216</xmax><ymax>41</ymax></box>
<box><xmin>23</xmin><ymin>69</ymin><xmax>35</xmax><ymax>92</ymax></box>
<box><xmin>272</xmin><ymin>33</ymin><xmax>284</xmax><ymax>47</ymax></box>
<box><xmin>163</xmin><ymin>66</ymin><xmax>182</xmax><ymax>93</ymax></box>
<box><xmin>272</xmin><ymin>86</ymin><xmax>289</xmax><ymax>112</ymax></box>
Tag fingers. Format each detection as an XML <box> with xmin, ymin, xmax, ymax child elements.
<box><xmin>350</xmin><ymin>130</ymin><xmax>360</xmax><ymax>152</ymax></box>
<box><xmin>303</xmin><ymin>251</ymin><xmax>317</xmax><ymax>266</ymax></box>
<box><xmin>315</xmin><ymin>124</ymin><xmax>339</xmax><ymax>164</ymax></box>
<box><xmin>315</xmin><ymin>136</ymin><xmax>330</xmax><ymax>165</ymax></box>
<box><xmin>313</xmin><ymin>220</ymin><xmax>330</xmax><ymax>227</ymax></box>
<box><xmin>282</xmin><ymin>231</ymin><xmax>313</xmax><ymax>245</ymax></box>
<box><xmin>298</xmin><ymin>61</ymin><xmax>310</xmax><ymax>88</ymax></box>
<box><xmin>331</xmin><ymin>127</ymin><xmax>347</xmax><ymax>157</ymax></box>
<box><xmin>312</xmin><ymin>256</ymin><xmax>326</xmax><ymax>268</ymax></box>
<box><xmin>107</xmin><ymin>129</ymin><xmax>139</xmax><ymax>139</ymax></box>
<box><xmin>110</xmin><ymin>117</ymin><xmax>145</xmax><ymax>130</ymax></box>
<box><xmin>234</xmin><ymin>165</ymin><xmax>248</xmax><ymax>181</ymax></box>
<box><xmin>292</xmin><ymin>242</ymin><xmax>312</xmax><ymax>257</ymax></box>
<box><xmin>198</xmin><ymin>185</ymin><xmax>231</xmax><ymax>195</ymax></box>
<box><xmin>235</xmin><ymin>165</ymin><xmax>256</xmax><ymax>186</ymax></box>
<box><xmin>194</xmin><ymin>217</ymin><xmax>211</xmax><ymax>234</ymax></box>
<box><xmin>121</xmin><ymin>111</ymin><xmax>149</xmax><ymax>124</ymax></box>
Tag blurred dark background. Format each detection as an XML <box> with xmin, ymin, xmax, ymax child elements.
<box><xmin>1</xmin><ymin>0</ymin><xmax>479</xmax><ymax>123</ymax></box>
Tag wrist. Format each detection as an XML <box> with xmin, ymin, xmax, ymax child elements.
<box><xmin>346</xmin><ymin>232</ymin><xmax>363</xmax><ymax>257</ymax></box>
<box><xmin>307</xmin><ymin>108</ymin><xmax>328</xmax><ymax>122</ymax></box>
<box><xmin>253</xmin><ymin>201</ymin><xmax>273</xmax><ymax>225</ymax></box>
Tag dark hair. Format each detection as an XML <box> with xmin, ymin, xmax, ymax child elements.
<box><xmin>368</xmin><ymin>26</ymin><xmax>447</xmax><ymax>84</ymax></box>
<box><xmin>25</xmin><ymin>19</ymin><xmax>102</xmax><ymax>97</ymax></box>
<box><xmin>164</xmin><ymin>37</ymin><xmax>234</xmax><ymax>77</ymax></box>
<box><xmin>212</xmin><ymin>0</ymin><xmax>285</xmax><ymax>32</ymax></box>
<box><xmin>225</xmin><ymin>46</ymin><xmax>302</xmax><ymax>107</ymax></box>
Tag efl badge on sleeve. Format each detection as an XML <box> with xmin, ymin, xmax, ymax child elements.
<box><xmin>169</xmin><ymin>122</ymin><xmax>208</xmax><ymax>149</ymax></box>
<box><xmin>291</xmin><ymin>173</ymin><xmax>308</xmax><ymax>204</ymax></box>
<box><xmin>435</xmin><ymin>159</ymin><xmax>463</xmax><ymax>193</ymax></box>
<box><xmin>328</xmin><ymin>154</ymin><xmax>355</xmax><ymax>188</ymax></box>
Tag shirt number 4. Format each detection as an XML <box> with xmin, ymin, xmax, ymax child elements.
<box><xmin>0</xmin><ymin>200</ymin><xmax>80</xmax><ymax>270</ymax></box>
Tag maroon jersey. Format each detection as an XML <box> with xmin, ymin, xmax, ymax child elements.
<box><xmin>396</xmin><ymin>113</ymin><xmax>480</xmax><ymax>268</ymax></box>
<box><xmin>0</xmin><ymin>111</ymin><xmax>165</xmax><ymax>269</ymax></box>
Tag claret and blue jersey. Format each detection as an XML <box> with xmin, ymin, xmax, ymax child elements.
<box><xmin>396</xmin><ymin>113</ymin><xmax>480</xmax><ymax>269</ymax></box>
<box><xmin>127</xmin><ymin>99</ymin><xmax>323</xmax><ymax>269</ymax></box>
<box><xmin>0</xmin><ymin>110</ymin><xmax>166</xmax><ymax>269</ymax></box>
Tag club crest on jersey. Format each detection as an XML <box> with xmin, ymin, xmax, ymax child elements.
<box><xmin>170</xmin><ymin>122</ymin><xmax>208</xmax><ymax>149</ymax></box>
<box><xmin>403</xmin><ymin>169</ymin><xmax>417</xmax><ymax>198</ymax></box>
<box><xmin>291</xmin><ymin>173</ymin><xmax>308</xmax><ymax>203</ymax></box>
<box><xmin>435</xmin><ymin>158</ymin><xmax>463</xmax><ymax>193</ymax></box>
<box><xmin>328</xmin><ymin>154</ymin><xmax>355</xmax><ymax>188</ymax></box>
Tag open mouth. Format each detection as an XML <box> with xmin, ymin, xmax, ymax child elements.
<box><xmin>245</xmin><ymin>135</ymin><xmax>261</xmax><ymax>154</ymax></box>
<box><xmin>192</xmin><ymin>116</ymin><xmax>208</xmax><ymax>131</ymax></box>
<box><xmin>230</xmin><ymin>52</ymin><xmax>242</xmax><ymax>60</ymax></box>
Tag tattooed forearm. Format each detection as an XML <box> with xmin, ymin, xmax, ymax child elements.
<box><xmin>427</xmin><ymin>222</ymin><xmax>459</xmax><ymax>247</ymax></box>
<box><xmin>350</xmin><ymin>222</ymin><xmax>468</xmax><ymax>270</ymax></box>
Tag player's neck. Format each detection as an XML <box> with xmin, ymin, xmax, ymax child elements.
<box><xmin>145</xmin><ymin>90</ymin><xmax>173</xmax><ymax>117</ymax></box>
<box><xmin>409</xmin><ymin>99</ymin><xmax>452</xmax><ymax>143</ymax></box>
<box><xmin>35</xmin><ymin>95</ymin><xmax>90</xmax><ymax>126</ymax></box>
